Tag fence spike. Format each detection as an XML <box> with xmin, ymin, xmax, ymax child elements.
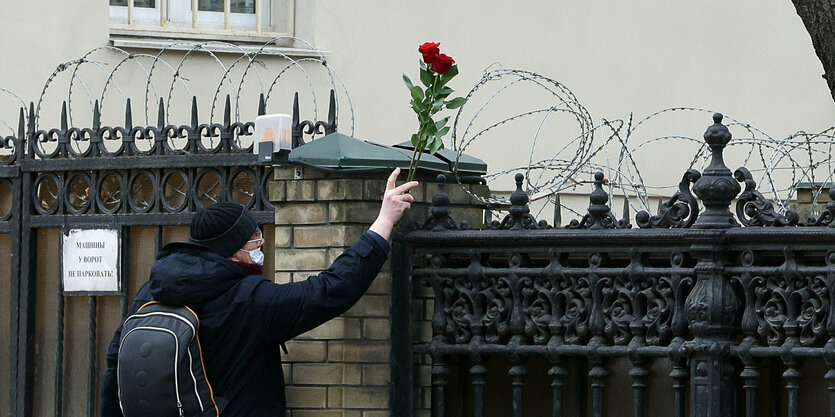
<box><xmin>92</xmin><ymin>100</ymin><xmax>101</xmax><ymax>130</ymax></box>
<box><xmin>26</xmin><ymin>102</ymin><xmax>35</xmax><ymax>156</ymax></box>
<box><xmin>326</xmin><ymin>89</ymin><xmax>336</xmax><ymax>134</ymax></box>
<box><xmin>17</xmin><ymin>107</ymin><xmax>25</xmax><ymax>140</ymax></box>
<box><xmin>291</xmin><ymin>92</ymin><xmax>301</xmax><ymax>148</ymax></box>
<box><xmin>553</xmin><ymin>193</ymin><xmax>562</xmax><ymax>227</ymax></box>
<box><xmin>292</xmin><ymin>92</ymin><xmax>300</xmax><ymax>127</ymax></box>
<box><xmin>124</xmin><ymin>98</ymin><xmax>133</xmax><ymax>130</ymax></box>
<box><xmin>619</xmin><ymin>198</ymin><xmax>632</xmax><ymax>229</ymax></box>
<box><xmin>191</xmin><ymin>96</ymin><xmax>198</xmax><ymax>128</ymax></box>
<box><xmin>258</xmin><ymin>93</ymin><xmax>266</xmax><ymax>116</ymax></box>
<box><xmin>622</xmin><ymin>199</ymin><xmax>630</xmax><ymax>220</ymax></box>
<box><xmin>27</xmin><ymin>102</ymin><xmax>35</xmax><ymax>134</ymax></box>
<box><xmin>223</xmin><ymin>94</ymin><xmax>231</xmax><ymax>126</ymax></box>
<box><xmin>60</xmin><ymin>101</ymin><xmax>68</xmax><ymax>131</ymax></box>
<box><xmin>157</xmin><ymin>97</ymin><xmax>165</xmax><ymax>128</ymax></box>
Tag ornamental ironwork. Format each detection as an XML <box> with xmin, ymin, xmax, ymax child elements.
<box><xmin>0</xmin><ymin>91</ymin><xmax>334</xmax><ymax>417</ymax></box>
<box><xmin>392</xmin><ymin>113</ymin><xmax>835</xmax><ymax>417</ymax></box>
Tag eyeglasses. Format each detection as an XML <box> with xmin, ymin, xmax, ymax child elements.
<box><xmin>247</xmin><ymin>229</ymin><xmax>263</xmax><ymax>244</ymax></box>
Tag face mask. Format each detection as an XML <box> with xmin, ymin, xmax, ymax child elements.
<box><xmin>244</xmin><ymin>248</ymin><xmax>265</xmax><ymax>266</ymax></box>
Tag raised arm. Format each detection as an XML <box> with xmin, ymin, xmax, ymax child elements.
<box><xmin>254</xmin><ymin>168</ymin><xmax>418</xmax><ymax>344</ymax></box>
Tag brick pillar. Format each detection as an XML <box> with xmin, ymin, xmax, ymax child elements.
<box><xmin>268</xmin><ymin>165</ymin><xmax>487</xmax><ymax>416</ymax></box>
<box><xmin>793</xmin><ymin>185</ymin><xmax>831</xmax><ymax>222</ymax></box>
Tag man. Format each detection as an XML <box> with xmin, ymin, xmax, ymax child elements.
<box><xmin>101</xmin><ymin>168</ymin><xmax>418</xmax><ymax>417</ymax></box>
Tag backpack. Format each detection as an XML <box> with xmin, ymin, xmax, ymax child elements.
<box><xmin>117</xmin><ymin>301</ymin><xmax>219</xmax><ymax>417</ymax></box>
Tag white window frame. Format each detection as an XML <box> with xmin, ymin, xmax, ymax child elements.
<box><xmin>110</xmin><ymin>0</ymin><xmax>163</xmax><ymax>28</ymax></box>
<box><xmin>109</xmin><ymin>0</ymin><xmax>294</xmax><ymax>40</ymax></box>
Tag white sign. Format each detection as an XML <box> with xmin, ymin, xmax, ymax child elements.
<box><xmin>62</xmin><ymin>228</ymin><xmax>120</xmax><ymax>294</ymax></box>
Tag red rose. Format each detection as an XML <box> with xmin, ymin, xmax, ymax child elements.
<box><xmin>431</xmin><ymin>53</ymin><xmax>455</xmax><ymax>74</ymax></box>
<box><xmin>418</xmin><ymin>42</ymin><xmax>440</xmax><ymax>64</ymax></box>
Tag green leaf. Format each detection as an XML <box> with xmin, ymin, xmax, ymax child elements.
<box><xmin>411</xmin><ymin>100</ymin><xmax>425</xmax><ymax>113</ymax></box>
<box><xmin>446</xmin><ymin>97</ymin><xmax>468</xmax><ymax>109</ymax></box>
<box><xmin>440</xmin><ymin>64</ymin><xmax>459</xmax><ymax>84</ymax></box>
<box><xmin>436</xmin><ymin>126</ymin><xmax>450</xmax><ymax>137</ymax></box>
<box><xmin>420</xmin><ymin>67</ymin><xmax>433</xmax><ymax>88</ymax></box>
<box><xmin>410</xmin><ymin>86</ymin><xmax>424</xmax><ymax>102</ymax></box>
<box><xmin>429</xmin><ymin>137</ymin><xmax>444</xmax><ymax>154</ymax></box>
<box><xmin>410</xmin><ymin>133</ymin><xmax>420</xmax><ymax>147</ymax></box>
<box><xmin>418</xmin><ymin>111</ymin><xmax>432</xmax><ymax>124</ymax></box>
<box><xmin>435</xmin><ymin>117</ymin><xmax>449</xmax><ymax>131</ymax></box>
<box><xmin>425</xmin><ymin>120</ymin><xmax>438</xmax><ymax>135</ymax></box>
<box><xmin>402</xmin><ymin>74</ymin><xmax>415</xmax><ymax>91</ymax></box>
<box><xmin>436</xmin><ymin>87</ymin><xmax>454</xmax><ymax>99</ymax></box>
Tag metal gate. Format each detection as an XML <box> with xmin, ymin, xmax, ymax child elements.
<box><xmin>0</xmin><ymin>95</ymin><xmax>281</xmax><ymax>417</ymax></box>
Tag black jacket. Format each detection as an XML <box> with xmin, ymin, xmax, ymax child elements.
<box><xmin>100</xmin><ymin>231</ymin><xmax>389</xmax><ymax>417</ymax></box>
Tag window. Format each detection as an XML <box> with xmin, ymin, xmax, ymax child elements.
<box><xmin>109</xmin><ymin>0</ymin><xmax>293</xmax><ymax>38</ymax></box>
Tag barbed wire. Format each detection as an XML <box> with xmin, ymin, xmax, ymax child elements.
<box><xmin>4</xmin><ymin>52</ymin><xmax>834</xmax><ymax>220</ymax></box>
<box><xmin>0</xmin><ymin>39</ymin><xmax>353</xmax><ymax>154</ymax></box>
<box><xmin>450</xmin><ymin>68</ymin><xmax>835</xmax><ymax>218</ymax></box>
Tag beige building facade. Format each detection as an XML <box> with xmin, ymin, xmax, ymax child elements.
<box><xmin>1</xmin><ymin>1</ymin><xmax>835</xmax><ymax>416</ymax></box>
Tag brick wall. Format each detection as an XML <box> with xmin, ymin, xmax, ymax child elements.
<box><xmin>269</xmin><ymin>165</ymin><xmax>487</xmax><ymax>416</ymax></box>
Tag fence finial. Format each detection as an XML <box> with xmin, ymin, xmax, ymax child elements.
<box><xmin>124</xmin><ymin>98</ymin><xmax>133</xmax><ymax>130</ymax></box>
<box><xmin>190</xmin><ymin>96</ymin><xmax>199</xmax><ymax>128</ymax></box>
<box><xmin>420</xmin><ymin>174</ymin><xmax>464</xmax><ymax>231</ymax></box>
<box><xmin>486</xmin><ymin>173</ymin><xmax>549</xmax><ymax>230</ymax></box>
<box><xmin>17</xmin><ymin>106</ymin><xmax>25</xmax><ymax>141</ymax></box>
<box><xmin>27</xmin><ymin>102</ymin><xmax>35</xmax><ymax>157</ymax></box>
<box><xmin>508</xmin><ymin>173</ymin><xmax>530</xmax><ymax>230</ymax></box>
<box><xmin>223</xmin><ymin>94</ymin><xmax>231</xmax><ymax>126</ymax></box>
<box><xmin>258</xmin><ymin>93</ymin><xmax>266</xmax><ymax>116</ymax></box>
<box><xmin>291</xmin><ymin>92</ymin><xmax>303</xmax><ymax>148</ymax></box>
<box><xmin>60</xmin><ymin>101</ymin><xmax>68</xmax><ymax>132</ymax></box>
<box><xmin>92</xmin><ymin>100</ymin><xmax>100</xmax><ymax>130</ymax></box>
<box><xmin>692</xmin><ymin>113</ymin><xmax>741</xmax><ymax>229</ymax></box>
<box><xmin>619</xmin><ymin>199</ymin><xmax>631</xmax><ymax>229</ymax></box>
<box><xmin>157</xmin><ymin>97</ymin><xmax>165</xmax><ymax>128</ymax></box>
<box><xmin>565</xmin><ymin>172</ymin><xmax>619</xmax><ymax>229</ymax></box>
<box><xmin>326</xmin><ymin>89</ymin><xmax>336</xmax><ymax>134</ymax></box>
<box><xmin>431</xmin><ymin>174</ymin><xmax>451</xmax><ymax>210</ymax></box>
<box><xmin>587</xmin><ymin>172</ymin><xmax>616</xmax><ymax>229</ymax></box>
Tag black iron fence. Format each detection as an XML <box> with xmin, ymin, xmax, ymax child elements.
<box><xmin>0</xmin><ymin>92</ymin><xmax>333</xmax><ymax>417</ymax></box>
<box><xmin>392</xmin><ymin>114</ymin><xmax>835</xmax><ymax>417</ymax></box>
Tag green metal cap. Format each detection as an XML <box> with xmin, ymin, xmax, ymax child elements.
<box><xmin>393</xmin><ymin>141</ymin><xmax>487</xmax><ymax>176</ymax></box>
<box><xmin>288</xmin><ymin>132</ymin><xmax>449</xmax><ymax>173</ymax></box>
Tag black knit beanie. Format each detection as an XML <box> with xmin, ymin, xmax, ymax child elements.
<box><xmin>189</xmin><ymin>202</ymin><xmax>258</xmax><ymax>257</ymax></box>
